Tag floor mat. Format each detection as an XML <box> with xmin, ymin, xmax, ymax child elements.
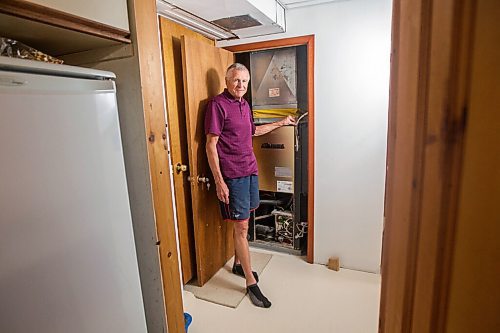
<box><xmin>184</xmin><ymin>252</ymin><xmax>272</xmax><ymax>308</ymax></box>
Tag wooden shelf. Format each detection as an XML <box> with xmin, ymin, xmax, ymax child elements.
<box><xmin>0</xmin><ymin>0</ymin><xmax>131</xmax><ymax>57</ymax></box>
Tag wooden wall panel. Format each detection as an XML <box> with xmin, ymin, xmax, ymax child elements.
<box><xmin>445</xmin><ymin>0</ymin><xmax>500</xmax><ymax>331</ymax></box>
<box><xmin>380</xmin><ymin>0</ymin><xmax>476</xmax><ymax>331</ymax></box>
<box><xmin>379</xmin><ymin>0</ymin><xmax>424</xmax><ymax>329</ymax></box>
<box><xmin>131</xmin><ymin>1</ymin><xmax>184</xmax><ymax>332</ymax></box>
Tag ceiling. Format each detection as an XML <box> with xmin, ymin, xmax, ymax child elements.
<box><xmin>279</xmin><ymin>0</ymin><xmax>343</xmax><ymax>9</ymax></box>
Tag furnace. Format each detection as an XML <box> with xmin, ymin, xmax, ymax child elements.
<box><xmin>236</xmin><ymin>45</ymin><xmax>309</xmax><ymax>254</ymax></box>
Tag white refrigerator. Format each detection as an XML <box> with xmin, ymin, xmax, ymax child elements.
<box><xmin>0</xmin><ymin>57</ymin><xmax>148</xmax><ymax>333</ymax></box>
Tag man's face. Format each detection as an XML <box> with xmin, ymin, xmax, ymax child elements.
<box><xmin>225</xmin><ymin>69</ymin><xmax>250</xmax><ymax>100</ymax></box>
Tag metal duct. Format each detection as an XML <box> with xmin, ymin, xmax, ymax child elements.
<box><xmin>250</xmin><ymin>47</ymin><xmax>298</xmax><ymax>110</ymax></box>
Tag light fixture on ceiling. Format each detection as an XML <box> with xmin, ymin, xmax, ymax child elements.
<box><xmin>157</xmin><ymin>1</ymin><xmax>237</xmax><ymax>40</ymax></box>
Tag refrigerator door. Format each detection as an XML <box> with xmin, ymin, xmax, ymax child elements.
<box><xmin>0</xmin><ymin>70</ymin><xmax>147</xmax><ymax>333</ymax></box>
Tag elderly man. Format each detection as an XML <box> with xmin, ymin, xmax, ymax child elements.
<box><xmin>205</xmin><ymin>63</ymin><xmax>295</xmax><ymax>308</ymax></box>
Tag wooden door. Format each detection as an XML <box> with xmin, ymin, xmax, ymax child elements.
<box><xmin>181</xmin><ymin>36</ymin><xmax>235</xmax><ymax>286</ymax></box>
<box><xmin>159</xmin><ymin>18</ymin><xmax>214</xmax><ymax>285</ymax></box>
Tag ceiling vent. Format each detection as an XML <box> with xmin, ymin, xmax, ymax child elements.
<box><xmin>211</xmin><ymin>14</ymin><xmax>262</xmax><ymax>31</ymax></box>
<box><xmin>157</xmin><ymin>0</ymin><xmax>286</xmax><ymax>40</ymax></box>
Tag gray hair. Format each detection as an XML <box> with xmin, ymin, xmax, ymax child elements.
<box><xmin>225</xmin><ymin>63</ymin><xmax>249</xmax><ymax>80</ymax></box>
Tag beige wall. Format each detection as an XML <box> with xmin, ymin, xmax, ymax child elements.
<box><xmin>446</xmin><ymin>0</ymin><xmax>500</xmax><ymax>331</ymax></box>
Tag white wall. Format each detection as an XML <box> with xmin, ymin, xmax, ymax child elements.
<box><xmin>219</xmin><ymin>0</ymin><xmax>392</xmax><ymax>272</ymax></box>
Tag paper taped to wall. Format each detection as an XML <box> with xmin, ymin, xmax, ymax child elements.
<box><xmin>275</xmin><ymin>166</ymin><xmax>292</xmax><ymax>178</ymax></box>
<box><xmin>277</xmin><ymin>180</ymin><xmax>293</xmax><ymax>193</ymax></box>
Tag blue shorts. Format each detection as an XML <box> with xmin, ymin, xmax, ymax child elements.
<box><xmin>220</xmin><ymin>175</ymin><xmax>259</xmax><ymax>221</ymax></box>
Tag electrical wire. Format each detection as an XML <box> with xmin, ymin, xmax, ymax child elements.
<box><xmin>294</xmin><ymin>112</ymin><xmax>309</xmax><ymax>152</ymax></box>
<box><xmin>295</xmin><ymin>222</ymin><xmax>308</xmax><ymax>239</ymax></box>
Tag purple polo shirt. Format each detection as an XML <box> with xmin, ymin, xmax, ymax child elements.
<box><xmin>205</xmin><ymin>89</ymin><xmax>258</xmax><ymax>179</ymax></box>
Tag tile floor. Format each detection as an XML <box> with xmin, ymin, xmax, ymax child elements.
<box><xmin>183</xmin><ymin>250</ymin><xmax>381</xmax><ymax>333</ymax></box>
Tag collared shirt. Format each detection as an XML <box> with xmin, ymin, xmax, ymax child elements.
<box><xmin>204</xmin><ymin>89</ymin><xmax>258</xmax><ymax>179</ymax></box>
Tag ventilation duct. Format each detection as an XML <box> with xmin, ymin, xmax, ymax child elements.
<box><xmin>157</xmin><ymin>0</ymin><xmax>286</xmax><ymax>40</ymax></box>
<box><xmin>251</xmin><ymin>47</ymin><xmax>298</xmax><ymax>110</ymax></box>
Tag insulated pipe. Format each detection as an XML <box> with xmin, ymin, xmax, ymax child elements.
<box><xmin>259</xmin><ymin>199</ymin><xmax>285</xmax><ymax>205</ymax></box>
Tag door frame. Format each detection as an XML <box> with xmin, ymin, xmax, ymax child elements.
<box><xmin>225</xmin><ymin>35</ymin><xmax>316</xmax><ymax>263</ymax></box>
<box><xmin>132</xmin><ymin>1</ymin><xmax>184</xmax><ymax>332</ymax></box>
<box><xmin>379</xmin><ymin>0</ymin><xmax>476</xmax><ymax>331</ymax></box>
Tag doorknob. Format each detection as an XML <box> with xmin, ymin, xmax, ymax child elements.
<box><xmin>175</xmin><ymin>163</ymin><xmax>188</xmax><ymax>173</ymax></box>
<box><xmin>197</xmin><ymin>176</ymin><xmax>209</xmax><ymax>183</ymax></box>
<box><xmin>186</xmin><ymin>175</ymin><xmax>209</xmax><ymax>183</ymax></box>
<box><xmin>187</xmin><ymin>175</ymin><xmax>211</xmax><ymax>190</ymax></box>
<box><xmin>197</xmin><ymin>176</ymin><xmax>211</xmax><ymax>191</ymax></box>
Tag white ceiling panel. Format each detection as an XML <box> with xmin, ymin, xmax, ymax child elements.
<box><xmin>279</xmin><ymin>0</ymin><xmax>346</xmax><ymax>9</ymax></box>
<box><xmin>158</xmin><ymin>0</ymin><xmax>285</xmax><ymax>40</ymax></box>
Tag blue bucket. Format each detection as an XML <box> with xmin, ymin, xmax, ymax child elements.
<box><xmin>184</xmin><ymin>312</ymin><xmax>192</xmax><ymax>332</ymax></box>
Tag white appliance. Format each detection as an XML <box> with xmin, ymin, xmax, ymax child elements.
<box><xmin>0</xmin><ymin>57</ymin><xmax>147</xmax><ymax>333</ymax></box>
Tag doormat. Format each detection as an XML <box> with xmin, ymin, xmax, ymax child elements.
<box><xmin>184</xmin><ymin>251</ymin><xmax>272</xmax><ymax>308</ymax></box>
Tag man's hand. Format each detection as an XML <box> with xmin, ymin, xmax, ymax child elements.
<box><xmin>216</xmin><ymin>180</ymin><xmax>230</xmax><ymax>204</ymax></box>
<box><xmin>254</xmin><ymin>115</ymin><xmax>297</xmax><ymax>136</ymax></box>
<box><xmin>280</xmin><ymin>115</ymin><xmax>296</xmax><ymax>126</ymax></box>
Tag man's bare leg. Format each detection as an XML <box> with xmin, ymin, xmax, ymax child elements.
<box><xmin>233</xmin><ymin>219</ymin><xmax>256</xmax><ymax>286</ymax></box>
<box><xmin>233</xmin><ymin>219</ymin><xmax>272</xmax><ymax>308</ymax></box>
<box><xmin>233</xmin><ymin>228</ymin><xmax>240</xmax><ymax>265</ymax></box>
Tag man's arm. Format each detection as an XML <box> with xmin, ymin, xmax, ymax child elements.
<box><xmin>254</xmin><ymin>115</ymin><xmax>296</xmax><ymax>136</ymax></box>
<box><xmin>206</xmin><ymin>134</ymin><xmax>229</xmax><ymax>204</ymax></box>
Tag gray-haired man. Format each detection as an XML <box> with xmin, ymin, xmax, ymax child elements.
<box><xmin>205</xmin><ymin>63</ymin><xmax>294</xmax><ymax>307</ymax></box>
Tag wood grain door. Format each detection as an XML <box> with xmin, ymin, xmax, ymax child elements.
<box><xmin>181</xmin><ymin>36</ymin><xmax>235</xmax><ymax>286</ymax></box>
<box><xmin>159</xmin><ymin>18</ymin><xmax>215</xmax><ymax>285</ymax></box>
